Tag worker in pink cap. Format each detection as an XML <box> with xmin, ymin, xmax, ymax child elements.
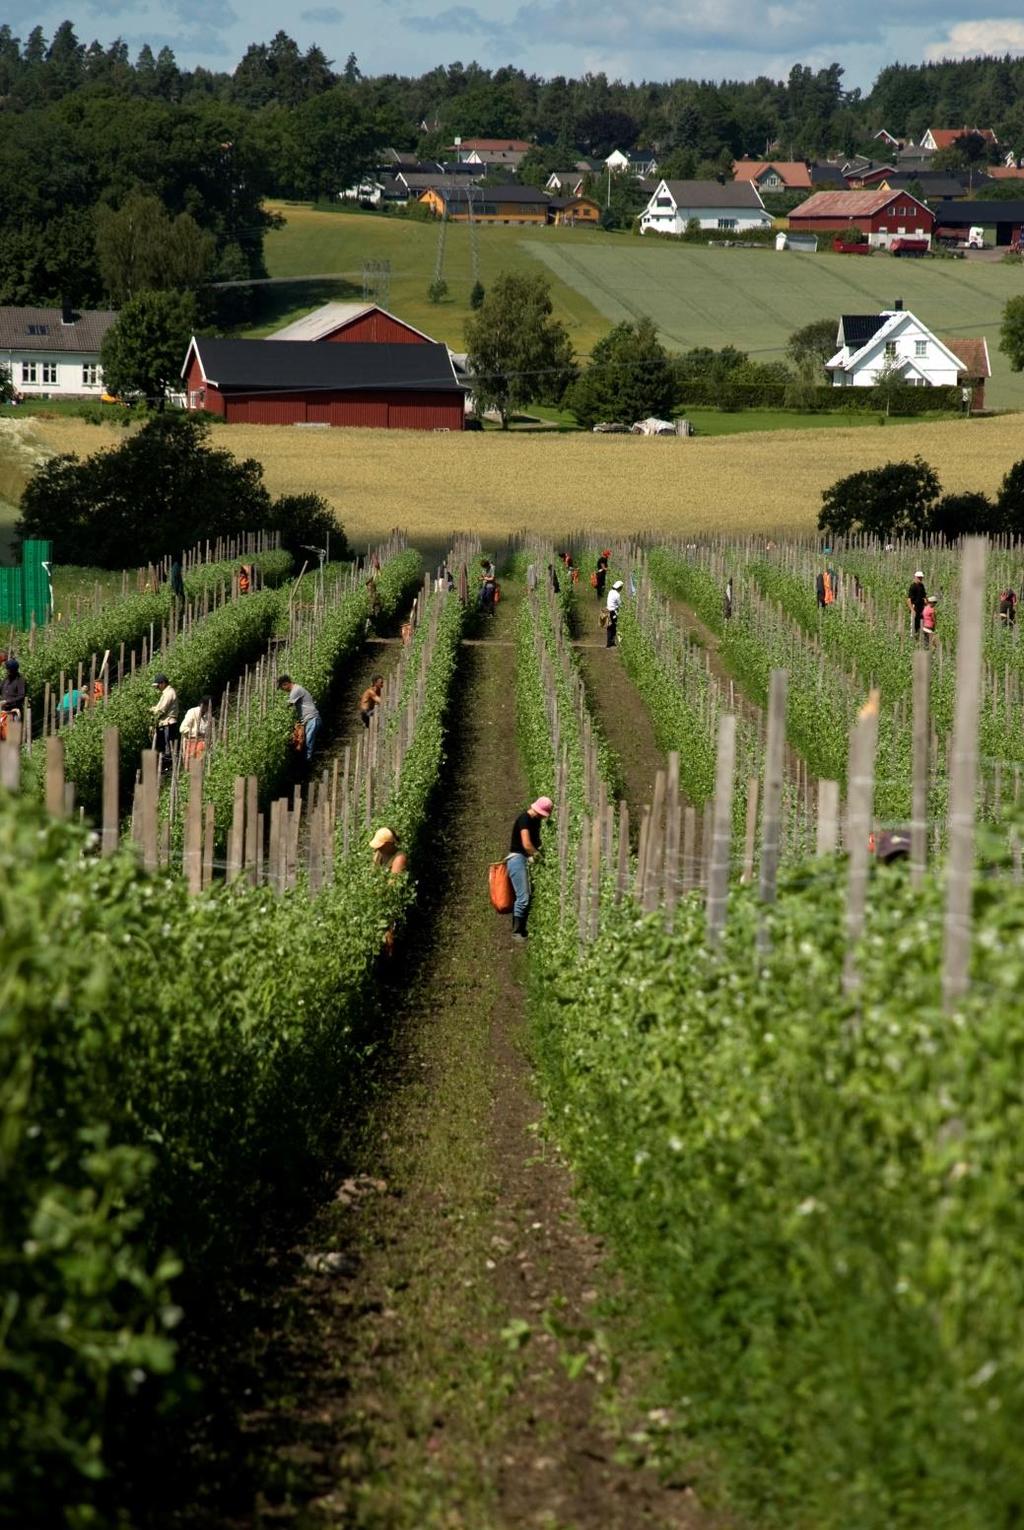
<box><xmin>507</xmin><ymin>795</ymin><xmax>553</xmax><ymax>941</ymax></box>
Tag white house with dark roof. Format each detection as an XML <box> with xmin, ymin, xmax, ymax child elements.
<box><xmin>606</xmin><ymin>148</ymin><xmax>659</xmax><ymax>177</ymax></box>
<box><xmin>826</xmin><ymin>305</ymin><xmax>977</xmax><ymax>391</ymax></box>
<box><xmin>639</xmin><ymin>179</ymin><xmax>771</xmax><ymax>235</ymax></box>
<box><xmin>0</xmin><ymin>305</ymin><xmax>116</xmax><ymax>396</ymax></box>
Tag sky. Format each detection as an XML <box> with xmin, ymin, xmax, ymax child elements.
<box><xmin>14</xmin><ymin>4</ymin><xmax>1024</xmax><ymax>90</ymax></box>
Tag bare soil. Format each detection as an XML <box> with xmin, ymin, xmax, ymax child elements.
<box><xmin>218</xmin><ymin>575</ymin><xmax>717</xmax><ymax>1529</ymax></box>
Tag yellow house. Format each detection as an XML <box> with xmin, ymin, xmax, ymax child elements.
<box><xmin>548</xmin><ymin>195</ymin><xmax>601</xmax><ymax>225</ymax></box>
<box><xmin>419</xmin><ymin>185</ymin><xmax>551</xmax><ymax>224</ymax></box>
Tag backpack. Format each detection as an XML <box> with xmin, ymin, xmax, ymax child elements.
<box><xmin>291</xmin><ymin>721</ymin><xmax>306</xmax><ymax>752</ymax></box>
<box><xmin>488</xmin><ymin>859</ymin><xmax>514</xmax><ymax>913</ymax></box>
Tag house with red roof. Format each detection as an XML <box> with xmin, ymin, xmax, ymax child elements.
<box><xmin>920</xmin><ymin>127</ymin><xmax>998</xmax><ymax>151</ymax></box>
<box><xmin>788</xmin><ymin>189</ymin><xmax>934</xmax><ymax>248</ymax></box>
<box><xmin>732</xmin><ymin>160</ymin><xmax>811</xmax><ymax>192</ymax></box>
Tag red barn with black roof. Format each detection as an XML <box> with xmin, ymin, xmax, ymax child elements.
<box><xmin>181</xmin><ymin>336</ymin><xmax>465</xmax><ymax>430</ymax></box>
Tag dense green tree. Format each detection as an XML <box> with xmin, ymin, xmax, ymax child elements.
<box><xmin>99</xmin><ymin>290</ymin><xmax>198</xmax><ymax>405</ymax></box>
<box><xmin>566</xmin><ymin>317</ymin><xmax>675</xmax><ymax>428</ymax></box>
<box><xmin>818</xmin><ymin>456</ymin><xmax>941</xmax><ymax>539</ymax></box>
<box><xmin>999</xmin><ymin>296</ymin><xmax>1024</xmax><ymax>372</ymax></box>
<box><xmin>996</xmin><ymin>460</ymin><xmax>1024</xmax><ymax>536</ymax></box>
<box><xmin>95</xmin><ymin>193</ymin><xmax>214</xmax><ymax>302</ymax></box>
<box><xmin>786</xmin><ymin>318</ymin><xmax>839</xmax><ymax>371</ymax></box>
<box><xmin>16</xmin><ymin>414</ymin><xmax>273</xmax><ymax>567</ymax></box>
<box><xmin>269</xmin><ymin>491</ymin><xmax>348</xmax><ymax>563</ymax></box>
<box><xmin>465</xmin><ymin>271</ymin><xmax>576</xmax><ymax>428</ymax></box>
<box><xmin>928</xmin><ymin>491</ymin><xmax>995</xmax><ymax>542</ymax></box>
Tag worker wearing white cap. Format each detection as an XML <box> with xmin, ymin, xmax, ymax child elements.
<box><xmin>605</xmin><ymin>579</ymin><xmax>624</xmax><ymax>648</ymax></box>
<box><xmin>907</xmin><ymin>570</ymin><xmax>927</xmax><ymax>637</ymax></box>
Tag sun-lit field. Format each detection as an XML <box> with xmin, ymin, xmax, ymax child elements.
<box><xmin>18</xmin><ymin>413</ymin><xmax>1024</xmax><ymax>546</ymax></box>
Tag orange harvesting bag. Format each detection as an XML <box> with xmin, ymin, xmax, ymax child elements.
<box><xmin>489</xmin><ymin>859</ymin><xmax>514</xmax><ymax>913</ymax></box>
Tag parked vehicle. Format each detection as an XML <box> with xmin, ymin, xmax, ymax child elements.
<box><xmin>891</xmin><ymin>238</ymin><xmax>930</xmax><ymax>257</ymax></box>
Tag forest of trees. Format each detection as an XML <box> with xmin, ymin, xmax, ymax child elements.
<box><xmin>4</xmin><ymin>20</ymin><xmax>1024</xmax><ymax>309</ymax></box>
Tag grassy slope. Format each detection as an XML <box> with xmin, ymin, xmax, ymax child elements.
<box><xmin>261</xmin><ymin>204</ymin><xmax>1024</xmax><ymax>409</ymax></box>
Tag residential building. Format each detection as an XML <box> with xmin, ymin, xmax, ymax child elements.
<box><xmin>639</xmin><ymin>179</ymin><xmax>772</xmax><ymax>235</ymax></box>
<box><xmin>945</xmin><ymin>337</ymin><xmax>992</xmax><ymax>411</ymax></box>
<box><xmin>181</xmin><ymin>337</ymin><xmax>465</xmax><ymax>430</ymax></box>
<box><xmin>548</xmin><ymin>195</ymin><xmax>601</xmax><ymax>226</ymax></box>
<box><xmin>788</xmin><ymin>189</ymin><xmax>934</xmax><ymax>247</ymax></box>
<box><xmin>268</xmin><ymin>304</ymin><xmax>437</xmax><ymax>345</ymax></box>
<box><xmin>419</xmin><ymin>183</ymin><xmax>551</xmax><ymax>224</ymax></box>
<box><xmin>932</xmin><ymin>199</ymin><xmax>1024</xmax><ymax>247</ymax></box>
<box><xmin>451</xmin><ymin>137</ymin><xmax>530</xmax><ymax>158</ymax></box>
<box><xmin>732</xmin><ymin>160</ymin><xmax>811</xmax><ymax>192</ymax></box>
<box><xmin>920</xmin><ymin>127</ymin><xmax>998</xmax><ymax>151</ymax></box>
<box><xmin>825</xmin><ymin>304</ymin><xmax>985</xmax><ymax>407</ymax></box>
<box><xmin>546</xmin><ymin>170</ymin><xmax>586</xmax><ymax>195</ymax></box>
<box><xmin>605</xmin><ymin>148</ymin><xmax>659</xmax><ymax>177</ymax></box>
<box><xmin>873</xmin><ymin>128</ymin><xmax>905</xmax><ymax>150</ymax></box>
<box><xmin>880</xmin><ymin>171</ymin><xmax>988</xmax><ymax>199</ymax></box>
<box><xmin>0</xmin><ymin>305</ymin><xmax>115</xmax><ymax>397</ymax></box>
<box><xmin>844</xmin><ymin>161</ymin><xmax>897</xmax><ymax>187</ymax></box>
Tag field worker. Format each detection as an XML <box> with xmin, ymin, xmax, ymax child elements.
<box><xmin>278</xmin><ymin>674</ymin><xmax>321</xmax><ymax>761</ymax></box>
<box><xmin>150</xmin><ymin>673</ymin><xmax>179</xmax><ymax>764</ymax></box>
<box><xmin>169</xmin><ymin>559</ymin><xmax>185</xmax><ymax>601</ymax></box>
<box><xmin>507</xmin><ymin>795</ymin><xmax>553</xmax><ymax>941</ymax></box>
<box><xmin>724</xmin><ymin>576</ymin><xmax>733</xmax><ymax>621</ymax></box>
<box><xmin>999</xmin><ymin>588</ymin><xmax>1017</xmax><ymax>627</ymax></box>
<box><xmin>815</xmin><ymin>567</ymin><xmax>836</xmax><ymax>608</ymax></box>
<box><xmin>907</xmin><ymin>570</ymin><xmax>927</xmax><ymax>636</ymax></box>
<box><xmin>595</xmin><ymin>550</ymin><xmax>610</xmax><ymax>599</ymax></box>
<box><xmin>921</xmin><ymin>594</ymin><xmax>937</xmax><ymax>648</ymax></box>
<box><xmin>180</xmin><ymin>695</ymin><xmax>211</xmax><ymax>766</ymax></box>
<box><xmin>238</xmin><ymin>563</ymin><xmax>253</xmax><ymax>595</ymax></box>
<box><xmin>606</xmin><ymin>579</ymin><xmax>623</xmax><ymax>647</ymax></box>
<box><xmin>370</xmin><ymin>826</ymin><xmax>408</xmax><ymax>876</ymax></box>
<box><xmin>1</xmin><ymin>657</ymin><xmax>25</xmax><ymax>714</ymax></box>
<box><xmin>479</xmin><ymin>558</ymin><xmax>497</xmax><ymax>616</ymax></box>
<box><xmin>359</xmin><ymin>674</ymin><xmax>385</xmax><ymax>729</ymax></box>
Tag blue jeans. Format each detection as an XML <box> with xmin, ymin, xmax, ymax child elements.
<box><xmin>507</xmin><ymin>852</ymin><xmax>531</xmax><ymax>918</ymax></box>
<box><xmin>304</xmin><ymin>716</ymin><xmax>321</xmax><ymax>761</ymax></box>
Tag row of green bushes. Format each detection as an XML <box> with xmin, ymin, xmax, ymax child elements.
<box><xmin>675</xmin><ymin>378</ymin><xmax>963</xmax><ymax>413</ymax></box>
<box><xmin>516</xmin><ymin>551</ymin><xmax>1024</xmax><ymax>1529</ymax></box>
<box><xmin>0</xmin><ymin>572</ymin><xmax>469</xmax><ymax>1525</ymax></box>
<box><xmin>17</xmin><ymin>549</ymin><xmax>293</xmax><ymax>713</ymax></box>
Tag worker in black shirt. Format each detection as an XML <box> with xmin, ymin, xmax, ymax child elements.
<box><xmin>1</xmin><ymin>657</ymin><xmax>26</xmax><ymax>713</ymax></box>
<box><xmin>907</xmin><ymin>570</ymin><xmax>927</xmax><ymax>636</ymax></box>
<box><xmin>507</xmin><ymin>795</ymin><xmax>553</xmax><ymax>941</ymax></box>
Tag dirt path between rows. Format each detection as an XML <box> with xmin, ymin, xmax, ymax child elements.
<box><xmin>572</xmin><ymin>587</ymin><xmax>668</xmax><ymax>840</ymax></box>
<box><xmin>225</xmin><ymin>575</ymin><xmax>715</xmax><ymax>1529</ymax></box>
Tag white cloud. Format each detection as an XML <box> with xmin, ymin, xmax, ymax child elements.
<box><xmin>925</xmin><ymin>18</ymin><xmax>1024</xmax><ymax>62</ymax></box>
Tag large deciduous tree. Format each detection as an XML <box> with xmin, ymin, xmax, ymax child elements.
<box><xmin>95</xmin><ymin>192</ymin><xmax>215</xmax><ymax>303</ymax></box>
<box><xmin>100</xmin><ymin>289</ymin><xmax>198</xmax><ymax>406</ymax></box>
<box><xmin>1000</xmin><ymin>295</ymin><xmax>1024</xmax><ymax>373</ymax></box>
<box><xmin>464</xmin><ymin>272</ymin><xmax>576</xmax><ymax>428</ymax></box>
<box><xmin>818</xmin><ymin>455</ymin><xmax>941</xmax><ymax>540</ymax></box>
<box><xmin>566</xmin><ymin>317</ymin><xmax>674</xmax><ymax>428</ymax></box>
<box><xmin>786</xmin><ymin>318</ymin><xmax>839</xmax><ymax>372</ymax></box>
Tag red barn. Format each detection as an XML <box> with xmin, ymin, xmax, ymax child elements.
<box><xmin>267</xmin><ymin>302</ymin><xmax>438</xmax><ymax>345</ymax></box>
<box><xmin>182</xmin><ymin>336</ymin><xmax>465</xmax><ymax>429</ymax></box>
<box><xmin>788</xmin><ymin>190</ymin><xmax>934</xmax><ymax>248</ymax></box>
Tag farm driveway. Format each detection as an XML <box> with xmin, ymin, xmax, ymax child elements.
<box><xmin>229</xmin><ymin>574</ymin><xmax>715</xmax><ymax>1528</ymax></box>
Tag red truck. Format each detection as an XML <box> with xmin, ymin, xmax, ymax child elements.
<box><xmin>831</xmin><ymin>237</ymin><xmax>872</xmax><ymax>254</ymax></box>
<box><xmin>891</xmin><ymin>238</ymin><xmax>930</xmax><ymax>257</ymax></box>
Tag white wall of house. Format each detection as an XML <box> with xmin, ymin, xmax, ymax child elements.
<box><xmin>5</xmin><ymin>350</ymin><xmax>104</xmax><ymax>395</ymax></box>
<box><xmin>640</xmin><ymin>194</ymin><xmax>771</xmax><ymax>234</ymax></box>
<box><xmin>828</xmin><ymin>313</ymin><xmax>961</xmax><ymax>387</ymax></box>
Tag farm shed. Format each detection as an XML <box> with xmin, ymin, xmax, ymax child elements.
<box><xmin>548</xmin><ymin>195</ymin><xmax>601</xmax><ymax>225</ymax></box>
<box><xmin>931</xmin><ymin>200</ymin><xmax>1024</xmax><ymax>247</ymax></box>
<box><xmin>788</xmin><ymin>190</ymin><xmax>934</xmax><ymax>248</ymax></box>
<box><xmin>182</xmin><ymin>336</ymin><xmax>465</xmax><ymax>430</ymax></box>
<box><xmin>268</xmin><ymin>303</ymin><xmax>437</xmax><ymax>345</ymax></box>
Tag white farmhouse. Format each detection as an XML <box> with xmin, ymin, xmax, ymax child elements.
<box><xmin>639</xmin><ymin>179</ymin><xmax>772</xmax><ymax>235</ymax></box>
<box><xmin>0</xmin><ymin>306</ymin><xmax>115</xmax><ymax>397</ymax></box>
<box><xmin>606</xmin><ymin>148</ymin><xmax>659</xmax><ymax>177</ymax></box>
<box><xmin>826</xmin><ymin>305</ymin><xmax>974</xmax><ymax>389</ymax></box>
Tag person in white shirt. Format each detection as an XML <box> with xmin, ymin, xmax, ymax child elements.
<box><xmin>605</xmin><ymin>580</ymin><xmax>623</xmax><ymax>648</ymax></box>
<box><xmin>150</xmin><ymin>674</ymin><xmax>179</xmax><ymax>764</ymax></box>
<box><xmin>180</xmin><ymin>695</ymin><xmax>211</xmax><ymax>766</ymax></box>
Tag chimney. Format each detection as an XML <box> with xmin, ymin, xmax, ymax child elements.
<box><xmin>894</xmin><ymin>297</ymin><xmax>903</xmax><ymax>310</ymax></box>
<box><xmin>60</xmin><ymin>302</ymin><xmax>75</xmax><ymax>326</ymax></box>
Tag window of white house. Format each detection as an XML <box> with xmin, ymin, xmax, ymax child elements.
<box><xmin>884</xmin><ymin>341</ymin><xmax>897</xmax><ymax>357</ymax></box>
<box><xmin>914</xmin><ymin>340</ymin><xmax>927</xmax><ymax>357</ymax></box>
<box><xmin>655</xmin><ymin>196</ymin><xmax>672</xmax><ymax>206</ymax></box>
<box><xmin>21</xmin><ymin>361</ymin><xmax>37</xmax><ymax>383</ymax></box>
<box><xmin>82</xmin><ymin>363</ymin><xmax>99</xmax><ymax>386</ymax></box>
<box><xmin>41</xmin><ymin>361</ymin><xmax>57</xmax><ymax>384</ymax></box>
<box><xmin>718</xmin><ymin>217</ymin><xmax>737</xmax><ymax>229</ymax></box>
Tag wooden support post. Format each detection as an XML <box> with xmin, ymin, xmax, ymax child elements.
<box><xmin>740</xmin><ymin>775</ymin><xmax>759</xmax><ymax>885</ymax></box>
<box><xmin>681</xmin><ymin>805</ymin><xmax>696</xmax><ymax>894</ymax></box>
<box><xmin>842</xmin><ymin>692</ymin><xmax>880</xmax><ymax>997</ymax></box>
<box><xmin>816</xmin><ymin>780</ymin><xmax>840</xmax><ymax>857</ymax></box>
<box><xmin>911</xmin><ymin>646</ymin><xmax>930</xmax><ymax>889</ymax></box>
<box><xmin>615</xmin><ymin>801</ymin><xmax>630</xmax><ymax>903</ymax></box>
<box><xmin>184</xmin><ymin>760</ymin><xmax>204</xmax><ymax>893</ymax></box>
<box><xmin>244</xmin><ymin>775</ymin><xmax>259</xmax><ymax>884</ymax></box>
<box><xmin>588</xmin><ymin>814</ymin><xmax>602</xmax><ymax>941</ymax></box>
<box><xmin>0</xmin><ymin>717</ymin><xmax>20</xmax><ymax>791</ymax></box>
<box><xmin>45</xmin><ymin>737</ymin><xmax>66</xmax><ymax>818</ymax></box>
<box><xmin>663</xmin><ymin>751</ymin><xmax>681</xmax><ymax>925</ymax></box>
<box><xmin>227</xmin><ymin>776</ymin><xmax>245</xmax><ymax>883</ymax></box>
<box><xmin>268</xmin><ymin>798</ymin><xmax>283</xmax><ymax>894</ymax></box>
<box><xmin>705</xmin><ymin>713</ymin><xmax>737</xmax><ymax>945</ymax></box>
<box><xmin>756</xmin><ymin>669</ymin><xmax>787</xmax><ymax>950</ymax></box>
<box><xmin>202</xmin><ymin>802</ymin><xmax>215</xmax><ymax>889</ymax></box>
<box><xmin>99</xmin><ymin>727</ymin><xmax>120</xmax><ymax>857</ymax></box>
<box><xmin>141</xmin><ymin>750</ymin><xmax>160</xmax><ymax>873</ymax></box>
<box><xmin>634</xmin><ymin>806</ymin><xmax>651</xmax><ymax>903</ymax></box>
<box><xmin>643</xmin><ymin>770</ymin><xmax>666</xmax><ymax>913</ymax></box>
<box><xmin>943</xmin><ymin>537</ymin><xmax>987</xmax><ymax>1012</ymax></box>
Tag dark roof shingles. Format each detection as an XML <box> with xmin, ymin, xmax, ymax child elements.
<box><xmin>0</xmin><ymin>306</ymin><xmax>115</xmax><ymax>353</ymax></box>
<box><xmin>193</xmin><ymin>338</ymin><xmax>463</xmax><ymax>394</ymax></box>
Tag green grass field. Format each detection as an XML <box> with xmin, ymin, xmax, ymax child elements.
<box><xmin>260</xmin><ymin>205</ymin><xmax>1024</xmax><ymax>410</ymax></box>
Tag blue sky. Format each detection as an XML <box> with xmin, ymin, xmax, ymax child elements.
<box><xmin>16</xmin><ymin>5</ymin><xmax>1024</xmax><ymax>89</ymax></box>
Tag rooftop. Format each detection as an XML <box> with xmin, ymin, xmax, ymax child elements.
<box><xmin>733</xmin><ymin>160</ymin><xmax>812</xmax><ymax>188</ymax></box>
<box><xmin>0</xmin><ymin>306</ymin><xmax>116</xmax><ymax>353</ymax></box>
<box><xmin>186</xmin><ymin>338</ymin><xmax>464</xmax><ymax>394</ymax></box>
<box><xmin>791</xmin><ymin>189</ymin><xmax>931</xmax><ymax>218</ymax></box>
<box><xmin>268</xmin><ymin>304</ymin><xmax>435</xmax><ymax>345</ymax></box>
<box><xmin>655</xmin><ymin>179</ymin><xmax>766</xmax><ymax>208</ymax></box>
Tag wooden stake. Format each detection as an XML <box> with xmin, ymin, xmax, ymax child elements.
<box><xmin>816</xmin><ymin>780</ymin><xmax>840</xmax><ymax>857</ymax></box>
<box><xmin>910</xmin><ymin>646</ymin><xmax>930</xmax><ymax>889</ymax></box>
<box><xmin>141</xmin><ymin>750</ymin><xmax>160</xmax><ymax>873</ymax></box>
<box><xmin>227</xmin><ymin>776</ymin><xmax>245</xmax><ymax>883</ymax></box>
<box><xmin>706</xmin><ymin>713</ymin><xmax>737</xmax><ymax>945</ymax></box>
<box><xmin>184</xmin><ymin>761</ymin><xmax>203</xmax><ymax>893</ymax></box>
<box><xmin>45</xmin><ymin>737</ymin><xmax>66</xmax><ymax>818</ymax></box>
<box><xmin>842</xmin><ymin>692</ymin><xmax>880</xmax><ymax>997</ymax></box>
<box><xmin>943</xmin><ymin>537</ymin><xmax>987</xmax><ymax>1012</ymax></box>
<box><xmin>741</xmin><ymin>775</ymin><xmax>759</xmax><ymax>885</ymax></box>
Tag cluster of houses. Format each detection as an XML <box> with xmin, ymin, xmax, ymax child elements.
<box><xmin>2</xmin><ymin>289</ymin><xmax>992</xmax><ymax>427</ymax></box>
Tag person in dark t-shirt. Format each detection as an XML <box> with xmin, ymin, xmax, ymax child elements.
<box><xmin>907</xmin><ymin>571</ymin><xmax>927</xmax><ymax>635</ymax></box>
<box><xmin>506</xmin><ymin>796</ymin><xmax>553</xmax><ymax>942</ymax></box>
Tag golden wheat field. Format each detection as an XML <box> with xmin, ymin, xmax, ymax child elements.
<box><xmin>13</xmin><ymin>414</ymin><xmax>1024</xmax><ymax>545</ymax></box>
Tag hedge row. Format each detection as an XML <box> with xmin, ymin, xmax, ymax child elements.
<box><xmin>676</xmin><ymin>379</ymin><xmax>963</xmax><ymax>413</ymax></box>
<box><xmin>0</xmin><ymin>575</ymin><xmax>469</xmax><ymax>1524</ymax></box>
